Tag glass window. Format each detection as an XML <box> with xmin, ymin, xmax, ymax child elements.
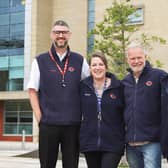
<box><xmin>9</xmin><ymin>67</ymin><xmax>24</xmax><ymax>79</ymax></box>
<box><xmin>0</xmin><ymin>48</ymin><xmax>24</xmax><ymax>56</ymax></box>
<box><xmin>4</xmin><ymin>101</ymin><xmax>33</xmax><ymax>135</ymax></box>
<box><xmin>0</xmin><ymin>8</ymin><xmax>10</xmax><ymax>15</ymax></box>
<box><xmin>9</xmin><ymin>48</ymin><xmax>24</xmax><ymax>55</ymax></box>
<box><xmin>9</xmin><ymin>78</ymin><xmax>23</xmax><ymax>90</ymax></box>
<box><xmin>5</xmin><ymin>101</ymin><xmax>18</xmax><ymax>111</ymax></box>
<box><xmin>0</xmin><ymin>0</ymin><xmax>25</xmax><ymax>91</ymax></box>
<box><xmin>9</xmin><ymin>55</ymin><xmax>24</xmax><ymax>67</ymax></box>
<box><xmin>0</xmin><ymin>56</ymin><xmax>9</xmax><ymax>69</ymax></box>
<box><xmin>88</xmin><ymin>0</ymin><xmax>95</xmax><ymax>9</ymax></box>
<box><xmin>10</xmin><ymin>24</ymin><xmax>24</xmax><ymax>40</ymax></box>
<box><xmin>87</xmin><ymin>0</ymin><xmax>95</xmax><ymax>53</ymax></box>
<box><xmin>0</xmin><ymin>53</ymin><xmax>23</xmax><ymax>91</ymax></box>
<box><xmin>11</xmin><ymin>12</ymin><xmax>25</xmax><ymax>24</ymax></box>
<box><xmin>0</xmin><ymin>71</ymin><xmax>9</xmax><ymax>91</ymax></box>
<box><xmin>20</xmin><ymin>112</ymin><xmax>32</xmax><ymax>122</ymax></box>
<box><xmin>0</xmin><ymin>25</ymin><xmax>10</xmax><ymax>41</ymax></box>
<box><xmin>0</xmin><ymin>70</ymin><xmax>23</xmax><ymax>91</ymax></box>
<box><xmin>10</xmin><ymin>0</ymin><xmax>25</xmax><ymax>12</ymax></box>
<box><xmin>5</xmin><ymin>112</ymin><xmax>17</xmax><ymax>122</ymax></box>
<box><xmin>5</xmin><ymin>40</ymin><xmax>24</xmax><ymax>48</ymax></box>
<box><xmin>0</xmin><ymin>49</ymin><xmax>8</xmax><ymax>56</ymax></box>
<box><xmin>0</xmin><ymin>14</ymin><xmax>10</xmax><ymax>25</ymax></box>
<box><xmin>0</xmin><ymin>0</ymin><xmax>10</xmax><ymax>8</ymax></box>
<box><xmin>128</xmin><ymin>7</ymin><xmax>144</xmax><ymax>25</ymax></box>
<box><xmin>11</xmin><ymin>0</ymin><xmax>24</xmax><ymax>7</ymax></box>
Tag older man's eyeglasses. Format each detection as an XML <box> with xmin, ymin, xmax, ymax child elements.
<box><xmin>52</xmin><ymin>30</ymin><xmax>70</xmax><ymax>35</ymax></box>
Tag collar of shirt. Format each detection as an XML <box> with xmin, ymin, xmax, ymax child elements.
<box><xmin>134</xmin><ymin>76</ymin><xmax>139</xmax><ymax>83</ymax></box>
<box><xmin>56</xmin><ymin>51</ymin><xmax>67</xmax><ymax>62</ymax></box>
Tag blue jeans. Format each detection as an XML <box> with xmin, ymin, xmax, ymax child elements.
<box><xmin>126</xmin><ymin>143</ymin><xmax>161</xmax><ymax>168</ymax></box>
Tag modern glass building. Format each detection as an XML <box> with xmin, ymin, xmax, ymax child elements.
<box><xmin>0</xmin><ymin>0</ymin><xmax>32</xmax><ymax>141</ymax></box>
<box><xmin>0</xmin><ymin>0</ymin><xmax>168</xmax><ymax>142</ymax></box>
<box><xmin>0</xmin><ymin>0</ymin><xmax>24</xmax><ymax>91</ymax></box>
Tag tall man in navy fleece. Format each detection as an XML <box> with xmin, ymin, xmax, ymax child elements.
<box><xmin>27</xmin><ymin>20</ymin><xmax>89</xmax><ymax>168</ymax></box>
<box><xmin>122</xmin><ymin>42</ymin><xmax>167</xmax><ymax>168</ymax></box>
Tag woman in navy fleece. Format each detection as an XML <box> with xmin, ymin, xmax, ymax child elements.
<box><xmin>79</xmin><ymin>52</ymin><xmax>125</xmax><ymax>168</ymax></box>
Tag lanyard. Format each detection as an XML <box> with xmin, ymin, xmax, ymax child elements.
<box><xmin>49</xmin><ymin>50</ymin><xmax>69</xmax><ymax>87</ymax></box>
<box><xmin>94</xmin><ymin>78</ymin><xmax>107</xmax><ymax>120</ymax></box>
<box><xmin>94</xmin><ymin>78</ymin><xmax>107</xmax><ymax>98</ymax></box>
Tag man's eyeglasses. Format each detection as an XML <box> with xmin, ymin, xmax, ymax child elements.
<box><xmin>52</xmin><ymin>30</ymin><xmax>70</xmax><ymax>35</ymax></box>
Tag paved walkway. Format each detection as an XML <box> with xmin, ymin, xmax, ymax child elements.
<box><xmin>0</xmin><ymin>156</ymin><xmax>167</xmax><ymax>168</ymax></box>
<box><xmin>0</xmin><ymin>141</ymin><xmax>87</xmax><ymax>168</ymax></box>
<box><xmin>0</xmin><ymin>157</ymin><xmax>87</xmax><ymax>168</ymax></box>
<box><xmin>0</xmin><ymin>141</ymin><xmax>167</xmax><ymax>168</ymax></box>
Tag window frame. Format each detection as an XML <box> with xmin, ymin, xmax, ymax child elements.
<box><xmin>3</xmin><ymin>101</ymin><xmax>33</xmax><ymax>136</ymax></box>
<box><xmin>127</xmin><ymin>5</ymin><xmax>144</xmax><ymax>25</ymax></box>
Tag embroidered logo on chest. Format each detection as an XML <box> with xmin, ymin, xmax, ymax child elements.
<box><xmin>49</xmin><ymin>69</ymin><xmax>56</xmax><ymax>72</ymax></box>
<box><xmin>68</xmin><ymin>66</ymin><xmax>75</xmax><ymax>72</ymax></box>
<box><xmin>145</xmin><ymin>80</ymin><xmax>153</xmax><ymax>86</ymax></box>
<box><xmin>84</xmin><ymin>93</ymin><xmax>91</xmax><ymax>96</ymax></box>
<box><xmin>110</xmin><ymin>93</ymin><xmax>117</xmax><ymax>99</ymax></box>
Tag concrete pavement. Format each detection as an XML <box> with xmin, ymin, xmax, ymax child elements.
<box><xmin>0</xmin><ymin>156</ymin><xmax>167</xmax><ymax>168</ymax></box>
<box><xmin>0</xmin><ymin>157</ymin><xmax>87</xmax><ymax>168</ymax></box>
<box><xmin>0</xmin><ymin>141</ymin><xmax>167</xmax><ymax>168</ymax></box>
<box><xmin>0</xmin><ymin>141</ymin><xmax>87</xmax><ymax>168</ymax></box>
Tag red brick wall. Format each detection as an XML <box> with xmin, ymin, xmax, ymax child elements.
<box><xmin>0</xmin><ymin>101</ymin><xmax>3</xmax><ymax>139</ymax></box>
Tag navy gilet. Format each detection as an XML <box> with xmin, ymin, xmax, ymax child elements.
<box><xmin>36</xmin><ymin>46</ymin><xmax>83</xmax><ymax>125</ymax></box>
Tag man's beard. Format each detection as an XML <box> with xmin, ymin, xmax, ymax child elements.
<box><xmin>53</xmin><ymin>40</ymin><xmax>68</xmax><ymax>49</ymax></box>
<box><xmin>131</xmin><ymin>66</ymin><xmax>143</xmax><ymax>73</ymax></box>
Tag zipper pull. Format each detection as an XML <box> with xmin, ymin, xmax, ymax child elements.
<box><xmin>98</xmin><ymin>112</ymin><xmax>102</xmax><ymax>120</ymax></box>
<box><xmin>81</xmin><ymin>115</ymin><xmax>84</xmax><ymax>121</ymax></box>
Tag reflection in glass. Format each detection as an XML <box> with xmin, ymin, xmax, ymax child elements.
<box><xmin>0</xmin><ymin>0</ymin><xmax>25</xmax><ymax>91</ymax></box>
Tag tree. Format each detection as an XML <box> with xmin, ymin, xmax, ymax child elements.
<box><xmin>89</xmin><ymin>0</ymin><xmax>166</xmax><ymax>79</ymax></box>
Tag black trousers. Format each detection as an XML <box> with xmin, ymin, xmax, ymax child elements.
<box><xmin>39</xmin><ymin>123</ymin><xmax>79</xmax><ymax>168</ymax></box>
<box><xmin>84</xmin><ymin>151</ymin><xmax>122</xmax><ymax>168</ymax></box>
